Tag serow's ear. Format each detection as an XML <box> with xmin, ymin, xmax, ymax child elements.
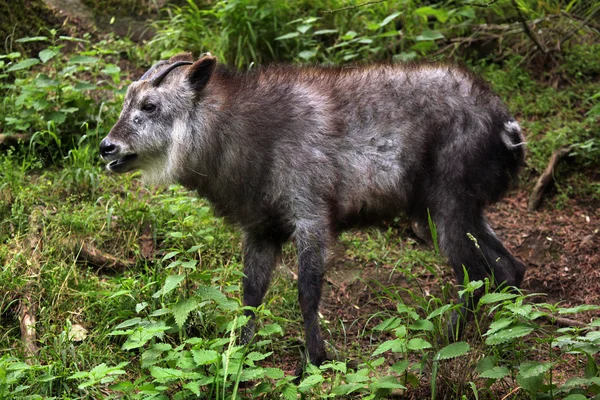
<box><xmin>187</xmin><ymin>55</ymin><xmax>217</xmax><ymax>93</ymax></box>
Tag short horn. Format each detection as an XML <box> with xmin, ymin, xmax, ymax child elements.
<box><xmin>139</xmin><ymin>60</ymin><xmax>169</xmax><ymax>81</ymax></box>
<box><xmin>151</xmin><ymin>61</ymin><xmax>194</xmax><ymax>87</ymax></box>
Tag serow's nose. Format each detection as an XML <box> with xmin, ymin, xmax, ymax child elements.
<box><xmin>99</xmin><ymin>138</ymin><xmax>119</xmax><ymax>159</ymax></box>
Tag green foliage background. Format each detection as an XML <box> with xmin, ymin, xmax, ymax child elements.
<box><xmin>0</xmin><ymin>0</ymin><xmax>599</xmax><ymax>398</ymax></box>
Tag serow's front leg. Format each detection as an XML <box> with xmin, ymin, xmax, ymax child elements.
<box><xmin>295</xmin><ymin>221</ymin><xmax>330</xmax><ymax>367</ymax></box>
<box><xmin>241</xmin><ymin>232</ymin><xmax>281</xmax><ymax>345</ymax></box>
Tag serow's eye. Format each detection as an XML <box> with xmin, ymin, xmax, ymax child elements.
<box><xmin>141</xmin><ymin>102</ymin><xmax>157</xmax><ymax>113</ymax></box>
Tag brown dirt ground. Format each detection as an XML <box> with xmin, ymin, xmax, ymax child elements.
<box><xmin>279</xmin><ymin>187</ymin><xmax>600</xmax><ymax>398</ymax></box>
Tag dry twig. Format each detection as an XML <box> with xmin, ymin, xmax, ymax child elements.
<box><xmin>73</xmin><ymin>241</ymin><xmax>134</xmax><ymax>272</ymax></box>
<box><xmin>510</xmin><ymin>0</ymin><xmax>548</xmax><ymax>54</ymax></box>
<box><xmin>322</xmin><ymin>0</ymin><xmax>385</xmax><ymax>14</ymax></box>
<box><xmin>0</xmin><ymin>133</ymin><xmax>32</xmax><ymax>147</ymax></box>
<box><xmin>19</xmin><ymin>207</ymin><xmax>45</xmax><ymax>361</ymax></box>
<box><xmin>528</xmin><ymin>146</ymin><xmax>573</xmax><ymax>212</ymax></box>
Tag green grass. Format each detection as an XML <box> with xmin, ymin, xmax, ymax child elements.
<box><xmin>1</xmin><ymin>1</ymin><xmax>600</xmax><ymax>398</ymax></box>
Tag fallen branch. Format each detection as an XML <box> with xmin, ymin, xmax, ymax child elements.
<box><xmin>321</xmin><ymin>0</ymin><xmax>385</xmax><ymax>14</ymax></box>
<box><xmin>542</xmin><ymin>315</ymin><xmax>588</xmax><ymax>328</ymax></box>
<box><xmin>511</xmin><ymin>0</ymin><xmax>549</xmax><ymax>54</ymax></box>
<box><xmin>0</xmin><ymin>133</ymin><xmax>32</xmax><ymax>147</ymax></box>
<box><xmin>73</xmin><ymin>241</ymin><xmax>134</xmax><ymax>272</ymax></box>
<box><xmin>19</xmin><ymin>293</ymin><xmax>38</xmax><ymax>359</ymax></box>
<box><xmin>19</xmin><ymin>207</ymin><xmax>45</xmax><ymax>361</ymax></box>
<box><xmin>528</xmin><ymin>145</ymin><xmax>573</xmax><ymax>212</ymax></box>
<box><xmin>139</xmin><ymin>223</ymin><xmax>154</xmax><ymax>259</ymax></box>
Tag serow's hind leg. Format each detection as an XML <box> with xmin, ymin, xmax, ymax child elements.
<box><xmin>434</xmin><ymin>205</ymin><xmax>525</xmax><ymax>339</ymax></box>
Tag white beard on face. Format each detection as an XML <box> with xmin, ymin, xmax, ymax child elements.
<box><xmin>140</xmin><ymin>153</ymin><xmax>174</xmax><ymax>186</ymax></box>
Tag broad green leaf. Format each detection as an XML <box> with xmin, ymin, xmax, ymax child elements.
<box><xmin>585</xmin><ymin>354</ymin><xmax>598</xmax><ymax>379</ymax></box>
<box><xmin>396</xmin><ymin>304</ymin><xmax>419</xmax><ymax>320</ymax></box>
<box><xmin>180</xmin><ymin>259</ymin><xmax>197</xmax><ymax>269</ymax></box>
<box><xmin>150</xmin><ymin>366</ymin><xmax>183</xmax><ymax>382</ymax></box>
<box><xmin>153</xmin><ymin>274</ymin><xmax>185</xmax><ymax>298</ymax></box>
<box><xmin>136</xmin><ymin>302</ymin><xmax>148</xmax><ymax>313</ymax></box>
<box><xmin>371</xmin><ymin>375</ymin><xmax>406</xmax><ymax>390</ymax></box>
<box><xmin>479</xmin><ymin>366</ymin><xmax>510</xmax><ymax>379</ymax></box>
<box><xmin>558</xmin><ymin>305</ymin><xmax>600</xmax><ymax>314</ymax></box>
<box><xmin>102</xmin><ymin>64</ymin><xmax>120</xmax><ymax>75</ymax></box>
<box><xmin>407</xmin><ymin>338</ymin><xmax>432</xmax><ymax>351</ymax></box>
<box><xmin>184</xmin><ymin>381</ymin><xmax>201</xmax><ymax>396</ymax></box>
<box><xmin>563</xmin><ymin>395</ymin><xmax>588</xmax><ymax>400</ymax></box>
<box><xmin>264</xmin><ymin>367</ymin><xmax>284</xmax><ymax>379</ymax></box>
<box><xmin>410</xmin><ymin>319</ymin><xmax>434</xmax><ymax>331</ymax></box>
<box><xmin>275</xmin><ymin>32</ymin><xmax>299</xmax><ymax>40</ymax></box>
<box><xmin>281</xmin><ymin>384</ymin><xmax>298</xmax><ymax>400</ymax></box>
<box><xmin>39</xmin><ymin>48</ymin><xmax>59</xmax><ymax>63</ymax></box>
<box><xmin>394</xmin><ymin>51</ymin><xmax>418</xmax><ymax>62</ymax></box>
<box><xmin>415</xmin><ymin>6</ymin><xmax>449</xmax><ymax>23</ymax></box>
<box><xmin>149</xmin><ymin>307</ymin><xmax>171</xmax><ymax>317</ymax></box>
<box><xmin>245</xmin><ymin>351</ymin><xmax>272</xmax><ymax>362</ymax></box>
<box><xmin>517</xmin><ymin>373</ymin><xmax>544</xmax><ymax>394</ymax></box>
<box><xmin>374</xmin><ymin>317</ymin><xmax>402</xmax><ymax>331</ymax></box>
<box><xmin>141</xmin><ymin>344</ymin><xmax>171</xmax><ymax>368</ymax></box>
<box><xmin>518</xmin><ymin>361</ymin><xmax>553</xmax><ymax>379</ymax></box>
<box><xmin>298</xmin><ymin>50</ymin><xmax>316</xmax><ymax>61</ymax></box>
<box><xmin>562</xmin><ymin>376</ymin><xmax>594</xmax><ymax>389</ymax></box>
<box><xmin>380</xmin><ymin>12</ymin><xmax>401</xmax><ymax>27</ymax></box>
<box><xmin>390</xmin><ymin>360</ymin><xmax>409</xmax><ymax>374</ymax></box>
<box><xmin>162</xmin><ymin>251</ymin><xmax>179</xmax><ymax>261</ymax></box>
<box><xmin>298</xmin><ymin>374</ymin><xmax>324</xmax><ymax>392</ymax></box>
<box><xmin>416</xmin><ymin>30</ymin><xmax>445</xmax><ymax>42</ymax></box>
<box><xmin>427</xmin><ymin>304</ymin><xmax>453</xmax><ymax>320</ymax></box>
<box><xmin>341</xmin><ymin>31</ymin><xmax>358</xmax><ymax>40</ymax></box>
<box><xmin>32</xmin><ymin>99</ymin><xmax>51</xmax><ymax>111</ymax></box>
<box><xmin>121</xmin><ymin>328</ymin><xmax>154</xmax><ymax>350</ymax></box>
<box><xmin>239</xmin><ymin>367</ymin><xmax>265</xmax><ymax>381</ymax></box>
<box><xmin>505</xmin><ymin>302</ymin><xmax>533</xmax><ymax>317</ymax></box>
<box><xmin>332</xmin><ymin>383</ymin><xmax>365</xmax><ymax>396</ymax></box>
<box><xmin>74</xmin><ymin>82</ymin><xmax>97</xmax><ymax>91</ymax></box>
<box><xmin>485</xmin><ymin>324</ymin><xmax>534</xmax><ymax>345</ymax></box>
<box><xmin>479</xmin><ymin>292</ymin><xmax>519</xmax><ymax>304</ymax></box>
<box><xmin>192</xmin><ymin>349</ymin><xmax>219</xmax><ymax>365</ymax></box>
<box><xmin>373</xmin><ymin>338</ymin><xmax>406</xmax><ymax>356</ymax></box>
<box><xmin>256</xmin><ymin>322</ymin><xmax>282</xmax><ymax>336</ymax></box>
<box><xmin>69</xmin><ymin>56</ymin><xmax>98</xmax><ymax>64</ymax></box>
<box><xmin>484</xmin><ymin>318</ymin><xmax>513</xmax><ymax>336</ymax></box>
<box><xmin>371</xmin><ymin>357</ymin><xmax>386</xmax><ymax>367</ymax></box>
<box><xmin>196</xmin><ymin>285</ymin><xmax>236</xmax><ymax>309</ymax></box>
<box><xmin>48</xmin><ymin>111</ymin><xmax>66</xmax><ymax>124</ymax></box>
<box><xmin>297</xmin><ymin>24</ymin><xmax>312</xmax><ymax>34</ymax></box>
<box><xmin>6</xmin><ymin>59</ymin><xmax>40</xmax><ymax>72</ymax></box>
<box><xmin>321</xmin><ymin>361</ymin><xmax>346</xmax><ymax>373</ymax></box>
<box><xmin>435</xmin><ymin>342</ymin><xmax>470</xmax><ymax>360</ymax></box>
<box><xmin>313</xmin><ymin>29</ymin><xmax>338</xmax><ymax>35</ymax></box>
<box><xmin>456</xmin><ymin>8</ymin><xmax>476</xmax><ymax>19</ymax></box>
<box><xmin>346</xmin><ymin>370</ymin><xmax>370</xmax><ymax>383</ymax></box>
<box><xmin>171</xmin><ymin>298</ymin><xmax>198</xmax><ymax>329</ymax></box>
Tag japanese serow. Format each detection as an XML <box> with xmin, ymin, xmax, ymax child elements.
<box><xmin>100</xmin><ymin>53</ymin><xmax>526</xmax><ymax>367</ymax></box>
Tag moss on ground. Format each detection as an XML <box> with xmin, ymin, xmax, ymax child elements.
<box><xmin>0</xmin><ymin>0</ymin><xmax>63</xmax><ymax>53</ymax></box>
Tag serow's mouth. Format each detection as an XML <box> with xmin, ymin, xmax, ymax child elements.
<box><xmin>107</xmin><ymin>154</ymin><xmax>138</xmax><ymax>173</ymax></box>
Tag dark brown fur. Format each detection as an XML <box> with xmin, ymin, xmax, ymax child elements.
<box><xmin>100</xmin><ymin>54</ymin><xmax>526</xmax><ymax>367</ymax></box>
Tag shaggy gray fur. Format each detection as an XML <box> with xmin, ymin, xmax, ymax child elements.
<box><xmin>100</xmin><ymin>53</ymin><xmax>526</xmax><ymax>367</ymax></box>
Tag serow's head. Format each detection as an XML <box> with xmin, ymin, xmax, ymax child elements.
<box><xmin>99</xmin><ymin>53</ymin><xmax>216</xmax><ymax>174</ymax></box>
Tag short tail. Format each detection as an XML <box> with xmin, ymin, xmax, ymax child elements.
<box><xmin>502</xmin><ymin>120</ymin><xmax>526</xmax><ymax>152</ymax></box>
<box><xmin>501</xmin><ymin>119</ymin><xmax>527</xmax><ymax>176</ymax></box>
